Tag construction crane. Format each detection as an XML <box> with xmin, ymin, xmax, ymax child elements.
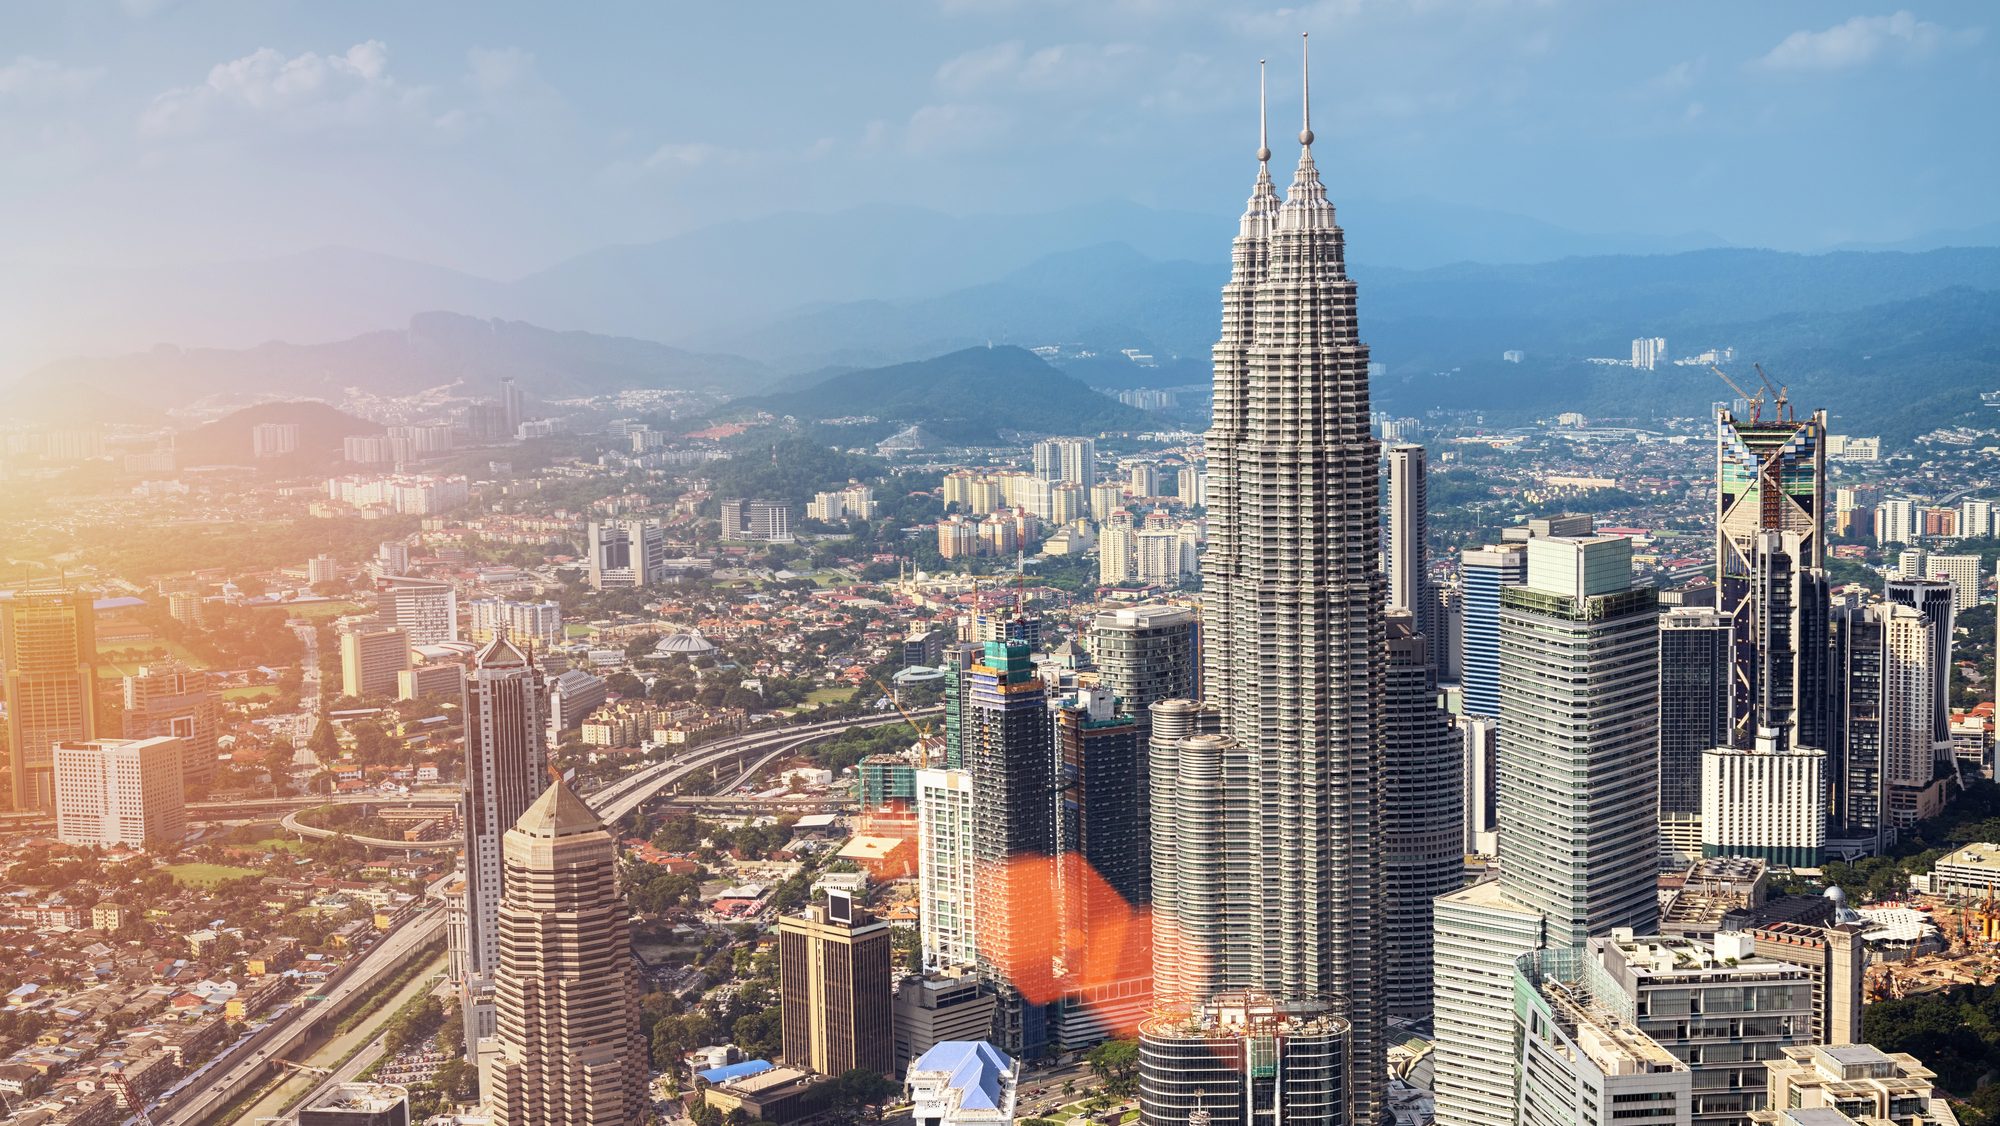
<box><xmin>1709</xmin><ymin>363</ymin><xmax>1765</xmax><ymax>422</ymax></box>
<box><xmin>870</xmin><ymin>676</ymin><xmax>940</xmax><ymax>759</ymax></box>
<box><xmin>1754</xmin><ymin>362</ymin><xmax>1793</xmax><ymax>422</ymax></box>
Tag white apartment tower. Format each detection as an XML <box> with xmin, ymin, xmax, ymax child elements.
<box><xmin>915</xmin><ymin>767</ymin><xmax>977</xmax><ymax>970</ymax></box>
<box><xmin>53</xmin><ymin>736</ymin><xmax>186</xmax><ymax>849</ymax></box>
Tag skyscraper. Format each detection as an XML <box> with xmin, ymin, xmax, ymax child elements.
<box><xmin>1</xmin><ymin>589</ymin><xmax>100</xmax><ymax>811</ymax></box>
<box><xmin>500</xmin><ymin>376</ymin><xmax>523</xmax><ymax>438</ymax></box>
<box><xmin>1715</xmin><ymin>408</ymin><xmax>1826</xmax><ymax>742</ymax></box>
<box><xmin>453</xmin><ymin>637</ymin><xmax>548</xmax><ymax>1048</ymax></box>
<box><xmin>1433</xmin><ymin>535</ymin><xmax>1660</xmax><ymax>1126</ymax></box>
<box><xmin>1456</xmin><ymin>543</ymin><xmax>1526</xmax><ymax>716</ymax></box>
<box><xmin>1086</xmin><ymin>605</ymin><xmax>1199</xmax><ymax>721</ymax></box>
<box><xmin>1386</xmin><ymin>444</ymin><xmax>1432</xmax><ymax>645</ymax></box>
<box><xmin>1658</xmin><ymin>608</ymin><xmax>1729</xmax><ymax>866</ymax></box>
<box><xmin>1381</xmin><ymin>609</ymin><xmax>1462</xmax><ymax>1019</ymax></box>
<box><xmin>915</xmin><ymin>765</ymin><xmax>977</xmax><ymax>970</ymax></box>
<box><xmin>1053</xmin><ymin>688</ymin><xmax>1150</xmax><ymax>1048</ymax></box>
<box><xmin>1885</xmin><ymin>575</ymin><xmax>1954</xmax><ymax>749</ymax></box>
<box><xmin>1830</xmin><ymin>603</ymin><xmax>1886</xmax><ymax>853</ymax></box>
<box><xmin>779</xmin><ymin>892</ymin><xmax>896</xmax><ymax>1078</ymax></box>
<box><xmin>962</xmin><ymin>639</ymin><xmax>1055</xmax><ymax>1058</ymax></box>
<box><xmin>479</xmin><ymin>780</ymin><xmax>645</xmax><ymax>1126</ymax></box>
<box><xmin>1881</xmin><ymin>595</ymin><xmax>1946</xmax><ymax>829</ymax></box>
<box><xmin>1142</xmin><ymin>46</ymin><xmax>1381</xmax><ymax>1124</ymax></box>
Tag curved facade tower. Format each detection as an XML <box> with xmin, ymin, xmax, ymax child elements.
<box><xmin>1143</xmin><ymin>42</ymin><xmax>1384</xmax><ymax>1125</ymax></box>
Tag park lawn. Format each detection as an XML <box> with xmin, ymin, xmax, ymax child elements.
<box><xmin>165</xmin><ymin>862</ymin><xmax>264</xmax><ymax>887</ymax></box>
<box><xmin>223</xmin><ymin>685</ymin><xmax>281</xmax><ymax>701</ymax></box>
<box><xmin>564</xmin><ymin>624</ymin><xmax>595</xmax><ymax>639</ymax></box>
<box><xmin>804</xmin><ymin>687</ymin><xmax>851</xmax><ymax>706</ymax></box>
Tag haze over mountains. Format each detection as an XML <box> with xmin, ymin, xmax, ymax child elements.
<box><xmin>7</xmin><ymin>197</ymin><xmax>2000</xmax><ymax>441</ymax></box>
<box><xmin>0</xmin><ymin>195</ymin><xmax>1832</xmax><ymax>376</ymax></box>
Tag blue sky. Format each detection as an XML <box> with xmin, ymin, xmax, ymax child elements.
<box><xmin>1</xmin><ymin>1</ymin><xmax>1993</xmax><ymax>277</ymax></box>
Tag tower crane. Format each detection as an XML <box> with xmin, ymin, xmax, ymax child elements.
<box><xmin>1708</xmin><ymin>363</ymin><xmax>1764</xmax><ymax>422</ymax></box>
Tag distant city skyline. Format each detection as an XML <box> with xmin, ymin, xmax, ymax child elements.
<box><xmin>0</xmin><ymin>2</ymin><xmax>1993</xmax><ymax>284</ymax></box>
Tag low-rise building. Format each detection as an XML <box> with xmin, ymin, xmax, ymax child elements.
<box><xmin>1749</xmin><ymin>1044</ymin><xmax>1955</xmax><ymax>1125</ymax></box>
<box><xmin>905</xmin><ymin>1040</ymin><xmax>1017</xmax><ymax>1126</ymax></box>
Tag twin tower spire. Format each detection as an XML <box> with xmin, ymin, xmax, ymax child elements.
<box><xmin>1245</xmin><ymin>34</ymin><xmax>1334</xmax><ymax>237</ymax></box>
<box><xmin>1258</xmin><ymin>33</ymin><xmax>1317</xmax><ymax>168</ymax></box>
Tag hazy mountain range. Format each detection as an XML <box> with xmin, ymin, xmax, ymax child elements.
<box><xmin>6</xmin><ymin>198</ymin><xmax>1999</xmax><ymax>442</ymax></box>
<box><xmin>0</xmin><ymin>195</ymin><xmax>1805</xmax><ymax>378</ymax></box>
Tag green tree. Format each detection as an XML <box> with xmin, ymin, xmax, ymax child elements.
<box><xmin>1084</xmin><ymin>1037</ymin><xmax>1140</xmax><ymax>1095</ymax></box>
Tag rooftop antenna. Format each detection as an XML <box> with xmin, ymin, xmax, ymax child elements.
<box><xmin>1299</xmin><ymin>33</ymin><xmax>1314</xmax><ymax>147</ymax></box>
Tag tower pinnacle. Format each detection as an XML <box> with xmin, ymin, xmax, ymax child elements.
<box><xmin>1258</xmin><ymin>59</ymin><xmax>1271</xmax><ymax>164</ymax></box>
<box><xmin>1299</xmin><ymin>32</ymin><xmax>1314</xmax><ymax>147</ymax></box>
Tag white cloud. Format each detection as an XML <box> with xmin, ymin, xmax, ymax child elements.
<box><xmin>0</xmin><ymin>56</ymin><xmax>105</xmax><ymax>99</ymax></box>
<box><xmin>905</xmin><ymin>102</ymin><xmax>1010</xmax><ymax>152</ymax></box>
<box><xmin>643</xmin><ymin>142</ymin><xmax>731</xmax><ymax>169</ymax></box>
<box><xmin>465</xmin><ymin>46</ymin><xmax>538</xmax><ymax>95</ymax></box>
<box><xmin>935</xmin><ymin>40</ymin><xmax>1144</xmax><ymax>95</ymax></box>
<box><xmin>1646</xmin><ymin>57</ymin><xmax>1705</xmax><ymax>95</ymax></box>
<box><xmin>1756</xmin><ymin>11</ymin><xmax>1982</xmax><ymax>72</ymax></box>
<box><xmin>139</xmin><ymin>40</ymin><xmax>437</xmax><ymax>137</ymax></box>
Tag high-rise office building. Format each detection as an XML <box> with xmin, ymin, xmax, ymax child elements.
<box><xmin>1701</xmin><ymin>739</ymin><xmax>1827</xmax><ymax>867</ymax></box>
<box><xmin>479</xmin><ymin>780</ymin><xmax>646</xmax><ymax>1126</ymax></box>
<box><xmin>1457</xmin><ymin>543</ymin><xmax>1527</xmax><ymax>717</ymax></box>
<box><xmin>120</xmin><ymin>663</ymin><xmax>219</xmax><ymax>793</ymax></box>
<box><xmin>1052</xmin><ymin>688</ymin><xmax>1150</xmax><ymax>1049</ymax></box>
<box><xmin>1386</xmin><ymin>444</ymin><xmax>1433</xmax><ymax>645</ymax></box>
<box><xmin>1881</xmin><ymin>595</ymin><xmax>1948</xmax><ymax>829</ymax></box>
<box><xmin>1</xmin><ymin>589</ymin><xmax>100</xmax><ymax>811</ymax></box>
<box><xmin>585</xmin><ymin>518</ymin><xmax>666</xmax><ymax>590</ymax></box>
<box><xmin>1142</xmin><ymin>52</ymin><xmax>1378</xmax><ymax>1125</ymax></box>
<box><xmin>1433</xmin><ymin>535</ymin><xmax>1660</xmax><ymax>1126</ymax></box>
<box><xmin>1457</xmin><ymin>713</ymin><xmax>1499</xmax><ymax>855</ymax></box>
<box><xmin>1659</xmin><ymin>608</ymin><xmax>1729</xmax><ymax>866</ymax></box>
<box><xmin>779</xmin><ymin>892</ymin><xmax>896</xmax><ymax>1078</ymax></box>
<box><xmin>500</xmin><ymin>377</ymin><xmax>523</xmax><ymax>438</ymax></box>
<box><xmin>453</xmin><ymin>637</ymin><xmax>548</xmax><ymax>1049</ymax></box>
<box><xmin>1032</xmin><ymin>437</ymin><xmax>1097</xmax><ymax>488</ymax></box>
<box><xmin>1830</xmin><ymin>604</ymin><xmax>1887</xmax><ymax>853</ymax></box>
<box><xmin>720</xmin><ymin>498</ymin><xmax>793</xmax><ymax>542</ymax></box>
<box><xmin>1715</xmin><ymin>409</ymin><xmax>1826</xmax><ymax>737</ymax></box>
<box><xmin>383</xmin><ymin>579</ymin><xmax>459</xmax><ymax>646</ymax></box>
<box><xmin>53</xmin><ymin>736</ymin><xmax>185</xmax><ymax>848</ymax></box>
<box><xmin>1885</xmin><ymin>576</ymin><xmax>1953</xmax><ymax>749</ymax></box>
<box><xmin>1086</xmin><ymin>604</ymin><xmax>1200</xmax><ymax>722</ymax></box>
<box><xmin>961</xmin><ymin>639</ymin><xmax>1055</xmax><ymax>1058</ymax></box>
<box><xmin>1382</xmin><ymin>609</ymin><xmax>1463</xmax><ymax>1019</ymax></box>
<box><xmin>1498</xmin><ymin>536</ymin><xmax>1660</xmax><ymax>945</ymax></box>
<box><xmin>1703</xmin><ymin>530</ymin><xmax>1832</xmax><ymax>866</ymax></box>
<box><xmin>915</xmin><ymin>766</ymin><xmax>977</xmax><ymax>970</ymax></box>
<box><xmin>340</xmin><ymin>625</ymin><xmax>409</xmax><ymax>699</ymax></box>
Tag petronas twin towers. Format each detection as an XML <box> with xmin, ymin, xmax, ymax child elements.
<box><xmin>1140</xmin><ymin>39</ymin><xmax>1386</xmax><ymax>1126</ymax></box>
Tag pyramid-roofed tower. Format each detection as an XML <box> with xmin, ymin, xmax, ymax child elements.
<box><xmin>479</xmin><ymin>779</ymin><xmax>645</xmax><ymax>1126</ymax></box>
